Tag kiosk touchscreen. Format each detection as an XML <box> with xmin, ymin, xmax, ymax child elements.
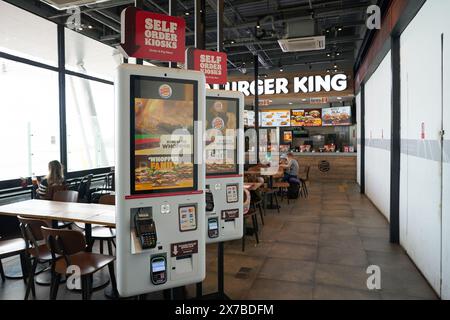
<box><xmin>204</xmin><ymin>90</ymin><xmax>244</xmax><ymax>243</ymax></box>
<box><xmin>115</xmin><ymin>64</ymin><xmax>206</xmax><ymax>297</ymax></box>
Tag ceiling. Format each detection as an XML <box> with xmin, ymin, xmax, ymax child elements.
<box><xmin>7</xmin><ymin>0</ymin><xmax>378</xmax><ymax>76</ymax></box>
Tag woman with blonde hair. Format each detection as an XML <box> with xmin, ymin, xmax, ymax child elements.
<box><xmin>36</xmin><ymin>160</ymin><xmax>66</xmax><ymax>199</ymax></box>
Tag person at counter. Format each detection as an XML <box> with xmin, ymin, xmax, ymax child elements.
<box><xmin>280</xmin><ymin>152</ymin><xmax>300</xmax><ymax>182</ymax></box>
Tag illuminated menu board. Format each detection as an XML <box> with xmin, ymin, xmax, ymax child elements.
<box><xmin>260</xmin><ymin>110</ymin><xmax>290</xmax><ymax>127</ymax></box>
<box><xmin>322</xmin><ymin>106</ymin><xmax>352</xmax><ymax>126</ymax></box>
<box><xmin>291</xmin><ymin>109</ymin><xmax>322</xmax><ymax>127</ymax></box>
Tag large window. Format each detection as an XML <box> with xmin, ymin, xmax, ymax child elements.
<box><xmin>0</xmin><ymin>2</ymin><xmax>118</xmax><ymax>184</ymax></box>
<box><xmin>0</xmin><ymin>58</ymin><xmax>60</xmax><ymax>180</ymax></box>
<box><xmin>66</xmin><ymin>75</ymin><xmax>114</xmax><ymax>172</ymax></box>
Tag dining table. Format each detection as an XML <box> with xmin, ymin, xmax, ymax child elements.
<box><xmin>0</xmin><ymin>199</ymin><xmax>116</xmax><ymax>292</ymax></box>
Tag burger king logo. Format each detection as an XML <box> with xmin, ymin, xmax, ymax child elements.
<box><xmin>159</xmin><ymin>84</ymin><xmax>172</xmax><ymax>99</ymax></box>
<box><xmin>213</xmin><ymin>101</ymin><xmax>223</xmax><ymax>112</ymax></box>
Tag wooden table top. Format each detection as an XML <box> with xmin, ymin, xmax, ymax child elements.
<box><xmin>0</xmin><ymin>199</ymin><xmax>116</xmax><ymax>227</ymax></box>
<box><xmin>244</xmin><ymin>182</ymin><xmax>263</xmax><ymax>191</ymax></box>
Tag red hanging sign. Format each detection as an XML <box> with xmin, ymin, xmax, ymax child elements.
<box><xmin>119</xmin><ymin>7</ymin><xmax>185</xmax><ymax>63</ymax></box>
<box><xmin>186</xmin><ymin>48</ymin><xmax>228</xmax><ymax>84</ymax></box>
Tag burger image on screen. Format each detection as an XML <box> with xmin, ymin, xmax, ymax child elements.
<box><xmin>310</xmin><ymin>110</ymin><xmax>321</xmax><ymax>118</ymax></box>
<box><xmin>134</xmin><ymin>98</ymin><xmax>193</xmax><ymax>152</ymax></box>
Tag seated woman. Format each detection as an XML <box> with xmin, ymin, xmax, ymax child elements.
<box><xmin>36</xmin><ymin>160</ymin><xmax>66</xmax><ymax>200</ymax></box>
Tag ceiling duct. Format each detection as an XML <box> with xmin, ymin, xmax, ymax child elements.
<box><xmin>40</xmin><ymin>0</ymin><xmax>110</xmax><ymax>10</ymax></box>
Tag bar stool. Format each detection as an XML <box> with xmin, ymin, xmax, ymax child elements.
<box><xmin>41</xmin><ymin>227</ymin><xmax>117</xmax><ymax>300</ymax></box>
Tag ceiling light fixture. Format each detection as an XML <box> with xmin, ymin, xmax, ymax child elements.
<box><xmin>185</xmin><ymin>11</ymin><xmax>190</xmax><ymax>16</ymax></box>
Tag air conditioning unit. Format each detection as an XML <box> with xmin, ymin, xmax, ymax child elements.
<box><xmin>278</xmin><ymin>36</ymin><xmax>326</xmax><ymax>53</ymax></box>
<box><xmin>40</xmin><ymin>0</ymin><xmax>109</xmax><ymax>10</ymax></box>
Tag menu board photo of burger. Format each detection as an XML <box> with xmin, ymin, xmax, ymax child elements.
<box><xmin>260</xmin><ymin>110</ymin><xmax>290</xmax><ymax>127</ymax></box>
<box><xmin>205</xmin><ymin>98</ymin><xmax>238</xmax><ymax>175</ymax></box>
<box><xmin>322</xmin><ymin>106</ymin><xmax>352</xmax><ymax>126</ymax></box>
<box><xmin>304</xmin><ymin>109</ymin><xmax>322</xmax><ymax>127</ymax></box>
<box><xmin>131</xmin><ymin>77</ymin><xmax>196</xmax><ymax>194</ymax></box>
<box><xmin>291</xmin><ymin>110</ymin><xmax>305</xmax><ymax>127</ymax></box>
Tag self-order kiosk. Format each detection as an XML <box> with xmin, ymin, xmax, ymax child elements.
<box><xmin>115</xmin><ymin>64</ymin><xmax>206</xmax><ymax>297</ymax></box>
<box><xmin>204</xmin><ymin>89</ymin><xmax>244</xmax><ymax>243</ymax></box>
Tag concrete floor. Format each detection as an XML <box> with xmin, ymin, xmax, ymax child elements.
<box><xmin>0</xmin><ymin>182</ymin><xmax>438</xmax><ymax>300</ymax></box>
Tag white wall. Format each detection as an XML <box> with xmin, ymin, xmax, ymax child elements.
<box><xmin>364</xmin><ymin>52</ymin><xmax>392</xmax><ymax>220</ymax></box>
<box><xmin>399</xmin><ymin>0</ymin><xmax>450</xmax><ymax>297</ymax></box>
<box><xmin>356</xmin><ymin>92</ymin><xmax>361</xmax><ymax>186</ymax></box>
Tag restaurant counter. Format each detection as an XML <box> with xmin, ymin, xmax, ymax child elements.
<box><xmin>293</xmin><ymin>152</ymin><xmax>357</xmax><ymax>182</ymax></box>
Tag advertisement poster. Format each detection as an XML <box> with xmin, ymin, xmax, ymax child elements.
<box><xmin>186</xmin><ymin>48</ymin><xmax>227</xmax><ymax>84</ymax></box>
<box><xmin>291</xmin><ymin>110</ymin><xmax>305</xmax><ymax>127</ymax></box>
<box><xmin>260</xmin><ymin>110</ymin><xmax>290</xmax><ymax>127</ymax></box>
<box><xmin>132</xmin><ymin>77</ymin><xmax>195</xmax><ymax>193</ymax></box>
<box><xmin>120</xmin><ymin>8</ymin><xmax>186</xmax><ymax>62</ymax></box>
<box><xmin>283</xmin><ymin>131</ymin><xmax>293</xmax><ymax>143</ymax></box>
<box><xmin>322</xmin><ymin>106</ymin><xmax>352</xmax><ymax>126</ymax></box>
<box><xmin>303</xmin><ymin>109</ymin><xmax>322</xmax><ymax>127</ymax></box>
<box><xmin>205</xmin><ymin>98</ymin><xmax>238</xmax><ymax>175</ymax></box>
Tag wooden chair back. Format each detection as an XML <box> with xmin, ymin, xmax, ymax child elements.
<box><xmin>98</xmin><ymin>194</ymin><xmax>115</xmax><ymax>205</ymax></box>
<box><xmin>53</xmin><ymin>190</ymin><xmax>79</xmax><ymax>203</ymax></box>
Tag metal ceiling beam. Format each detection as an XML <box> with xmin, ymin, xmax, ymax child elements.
<box><xmin>82</xmin><ymin>11</ymin><xmax>121</xmax><ymax>33</ymax></box>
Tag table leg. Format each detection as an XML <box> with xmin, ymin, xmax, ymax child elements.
<box><xmin>85</xmin><ymin>223</ymin><xmax>92</xmax><ymax>252</ymax></box>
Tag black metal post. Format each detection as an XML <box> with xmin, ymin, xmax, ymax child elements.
<box><xmin>169</xmin><ymin>0</ymin><xmax>177</xmax><ymax>69</ymax></box>
<box><xmin>57</xmin><ymin>24</ymin><xmax>67</xmax><ymax>175</ymax></box>
<box><xmin>195</xmin><ymin>0</ymin><xmax>206</xmax><ymax>50</ymax></box>
<box><xmin>254</xmin><ymin>55</ymin><xmax>259</xmax><ymax>163</ymax></box>
<box><xmin>217</xmin><ymin>0</ymin><xmax>226</xmax><ymax>296</ymax></box>
<box><xmin>135</xmin><ymin>0</ymin><xmax>144</xmax><ymax>65</ymax></box>
<box><xmin>390</xmin><ymin>36</ymin><xmax>401</xmax><ymax>244</ymax></box>
<box><xmin>360</xmin><ymin>83</ymin><xmax>365</xmax><ymax>194</ymax></box>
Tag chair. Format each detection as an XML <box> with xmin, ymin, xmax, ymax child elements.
<box><xmin>0</xmin><ymin>237</ymin><xmax>27</xmax><ymax>283</ymax></box>
<box><xmin>17</xmin><ymin>216</ymin><xmax>54</xmax><ymax>300</ymax></box>
<box><xmin>41</xmin><ymin>226</ymin><xmax>117</xmax><ymax>300</ymax></box>
<box><xmin>299</xmin><ymin>166</ymin><xmax>310</xmax><ymax>198</ymax></box>
<box><xmin>90</xmin><ymin>194</ymin><xmax>116</xmax><ymax>255</ymax></box>
<box><xmin>53</xmin><ymin>190</ymin><xmax>79</xmax><ymax>203</ymax></box>
<box><xmin>53</xmin><ymin>190</ymin><xmax>79</xmax><ymax>229</ymax></box>
<box><xmin>77</xmin><ymin>174</ymin><xmax>93</xmax><ymax>203</ymax></box>
<box><xmin>273</xmin><ymin>181</ymin><xmax>291</xmax><ymax>204</ymax></box>
<box><xmin>242</xmin><ymin>189</ymin><xmax>260</xmax><ymax>252</ymax></box>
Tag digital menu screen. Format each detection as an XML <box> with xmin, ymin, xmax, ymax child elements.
<box><xmin>260</xmin><ymin>110</ymin><xmax>290</xmax><ymax>127</ymax></box>
<box><xmin>322</xmin><ymin>106</ymin><xmax>352</xmax><ymax>126</ymax></box>
<box><xmin>244</xmin><ymin>110</ymin><xmax>255</xmax><ymax>127</ymax></box>
<box><xmin>205</xmin><ymin>97</ymin><xmax>238</xmax><ymax>175</ymax></box>
<box><xmin>131</xmin><ymin>76</ymin><xmax>197</xmax><ymax>194</ymax></box>
<box><xmin>304</xmin><ymin>109</ymin><xmax>322</xmax><ymax>127</ymax></box>
<box><xmin>290</xmin><ymin>109</ymin><xmax>322</xmax><ymax>127</ymax></box>
<box><xmin>291</xmin><ymin>110</ymin><xmax>305</xmax><ymax>127</ymax></box>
